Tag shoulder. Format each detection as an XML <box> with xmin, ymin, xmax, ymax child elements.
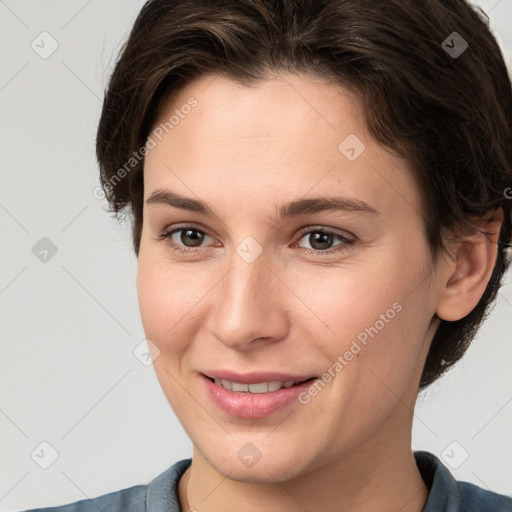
<box><xmin>457</xmin><ymin>480</ymin><xmax>512</xmax><ymax>512</ymax></box>
<box><xmin>414</xmin><ymin>450</ymin><xmax>512</xmax><ymax>512</ymax></box>
<box><xmin>19</xmin><ymin>458</ymin><xmax>192</xmax><ymax>512</ymax></box>
<box><xmin>20</xmin><ymin>485</ymin><xmax>146</xmax><ymax>512</ymax></box>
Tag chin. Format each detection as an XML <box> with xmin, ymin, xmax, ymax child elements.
<box><xmin>200</xmin><ymin>443</ymin><xmax>318</xmax><ymax>484</ymax></box>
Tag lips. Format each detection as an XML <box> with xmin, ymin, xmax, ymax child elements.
<box><xmin>200</xmin><ymin>371</ymin><xmax>319</xmax><ymax>418</ymax></box>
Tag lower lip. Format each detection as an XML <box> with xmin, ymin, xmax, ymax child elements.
<box><xmin>201</xmin><ymin>374</ymin><xmax>317</xmax><ymax>418</ymax></box>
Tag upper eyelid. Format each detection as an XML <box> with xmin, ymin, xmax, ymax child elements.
<box><xmin>295</xmin><ymin>225</ymin><xmax>354</xmax><ymax>240</ymax></box>
<box><xmin>165</xmin><ymin>223</ymin><xmax>215</xmax><ymax>239</ymax></box>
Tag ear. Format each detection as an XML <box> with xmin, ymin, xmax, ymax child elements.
<box><xmin>435</xmin><ymin>208</ymin><xmax>504</xmax><ymax>322</ymax></box>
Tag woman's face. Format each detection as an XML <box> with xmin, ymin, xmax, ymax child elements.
<box><xmin>137</xmin><ymin>72</ymin><xmax>446</xmax><ymax>481</ymax></box>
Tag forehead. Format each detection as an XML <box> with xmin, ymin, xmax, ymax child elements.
<box><xmin>144</xmin><ymin>72</ymin><xmax>420</xmax><ymax>217</ymax></box>
<box><xmin>154</xmin><ymin>72</ymin><xmax>364</xmax><ymax>142</ymax></box>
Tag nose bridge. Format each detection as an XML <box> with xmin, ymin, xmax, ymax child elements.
<box><xmin>208</xmin><ymin>248</ymin><xmax>287</xmax><ymax>347</ymax></box>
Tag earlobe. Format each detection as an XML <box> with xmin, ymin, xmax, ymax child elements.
<box><xmin>435</xmin><ymin>208</ymin><xmax>503</xmax><ymax>322</ymax></box>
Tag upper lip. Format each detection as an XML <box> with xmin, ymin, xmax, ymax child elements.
<box><xmin>201</xmin><ymin>370</ymin><xmax>316</xmax><ymax>384</ymax></box>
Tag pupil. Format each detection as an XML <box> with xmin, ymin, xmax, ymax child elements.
<box><xmin>310</xmin><ymin>232</ymin><xmax>333</xmax><ymax>250</ymax></box>
<box><xmin>181</xmin><ymin>229</ymin><xmax>204</xmax><ymax>247</ymax></box>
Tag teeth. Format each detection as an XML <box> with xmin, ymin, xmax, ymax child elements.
<box><xmin>232</xmin><ymin>382</ymin><xmax>249</xmax><ymax>392</ymax></box>
<box><xmin>267</xmin><ymin>381</ymin><xmax>282</xmax><ymax>392</ymax></box>
<box><xmin>213</xmin><ymin>378</ymin><xmax>303</xmax><ymax>393</ymax></box>
<box><xmin>221</xmin><ymin>379</ymin><xmax>232</xmax><ymax>390</ymax></box>
<box><xmin>249</xmin><ymin>382</ymin><xmax>270</xmax><ymax>393</ymax></box>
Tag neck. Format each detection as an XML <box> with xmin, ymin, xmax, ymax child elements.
<box><xmin>179</xmin><ymin>431</ymin><xmax>429</xmax><ymax>512</ymax></box>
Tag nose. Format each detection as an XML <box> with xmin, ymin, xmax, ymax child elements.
<box><xmin>205</xmin><ymin>250</ymin><xmax>289</xmax><ymax>351</ymax></box>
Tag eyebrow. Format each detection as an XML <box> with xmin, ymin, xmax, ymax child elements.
<box><xmin>145</xmin><ymin>188</ymin><xmax>379</xmax><ymax>219</ymax></box>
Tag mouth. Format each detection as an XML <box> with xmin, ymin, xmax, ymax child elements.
<box><xmin>200</xmin><ymin>373</ymin><xmax>319</xmax><ymax>418</ymax></box>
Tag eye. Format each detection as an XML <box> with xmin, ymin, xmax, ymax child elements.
<box><xmin>294</xmin><ymin>227</ymin><xmax>355</xmax><ymax>256</ymax></box>
<box><xmin>157</xmin><ymin>224</ymin><xmax>216</xmax><ymax>254</ymax></box>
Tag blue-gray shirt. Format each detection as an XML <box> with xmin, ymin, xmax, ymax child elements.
<box><xmin>22</xmin><ymin>451</ymin><xmax>512</xmax><ymax>511</ymax></box>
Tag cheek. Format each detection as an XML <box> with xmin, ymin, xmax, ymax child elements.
<box><xmin>283</xmin><ymin>262</ymin><xmax>402</xmax><ymax>340</ymax></box>
<box><xmin>287</xmin><ymin>258</ymin><xmax>431</xmax><ymax>383</ymax></box>
<box><xmin>136</xmin><ymin>256</ymin><xmax>205</xmax><ymax>417</ymax></box>
<box><xmin>136</xmin><ymin>254</ymin><xmax>206</xmax><ymax>351</ymax></box>
<box><xmin>293</xmin><ymin>268</ymin><xmax>430</xmax><ymax>440</ymax></box>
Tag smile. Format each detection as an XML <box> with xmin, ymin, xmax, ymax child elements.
<box><xmin>212</xmin><ymin>378</ymin><xmax>309</xmax><ymax>393</ymax></box>
<box><xmin>201</xmin><ymin>374</ymin><xmax>319</xmax><ymax>418</ymax></box>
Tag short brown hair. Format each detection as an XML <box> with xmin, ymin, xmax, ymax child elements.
<box><xmin>96</xmin><ymin>0</ymin><xmax>512</xmax><ymax>390</ymax></box>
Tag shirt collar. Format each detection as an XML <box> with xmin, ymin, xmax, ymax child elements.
<box><xmin>146</xmin><ymin>458</ymin><xmax>191</xmax><ymax>512</ymax></box>
<box><xmin>414</xmin><ymin>450</ymin><xmax>460</xmax><ymax>511</ymax></box>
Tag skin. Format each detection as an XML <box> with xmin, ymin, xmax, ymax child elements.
<box><xmin>136</xmin><ymin>72</ymin><xmax>503</xmax><ymax>512</ymax></box>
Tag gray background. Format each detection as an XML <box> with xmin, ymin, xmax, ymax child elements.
<box><xmin>0</xmin><ymin>0</ymin><xmax>511</xmax><ymax>509</ymax></box>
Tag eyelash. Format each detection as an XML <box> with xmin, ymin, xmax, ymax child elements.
<box><xmin>157</xmin><ymin>223</ymin><xmax>356</xmax><ymax>257</ymax></box>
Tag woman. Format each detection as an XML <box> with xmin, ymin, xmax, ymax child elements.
<box><xmin>25</xmin><ymin>0</ymin><xmax>512</xmax><ymax>510</ymax></box>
